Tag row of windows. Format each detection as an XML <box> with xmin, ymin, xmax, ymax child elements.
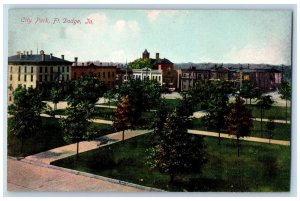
<box><xmin>133</xmin><ymin>74</ymin><xmax>161</xmax><ymax>81</ymax></box>
<box><xmin>39</xmin><ymin>74</ymin><xmax>69</xmax><ymax>82</ymax></box>
<box><xmin>73</xmin><ymin>71</ymin><xmax>115</xmax><ymax>79</ymax></box>
<box><xmin>39</xmin><ymin>66</ymin><xmax>69</xmax><ymax>73</ymax></box>
<box><xmin>12</xmin><ymin>66</ymin><xmax>34</xmax><ymax>74</ymax></box>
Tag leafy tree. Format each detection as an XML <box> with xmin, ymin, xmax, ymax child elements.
<box><xmin>113</xmin><ymin>96</ymin><xmax>135</xmax><ymax>141</ymax></box>
<box><xmin>128</xmin><ymin>58</ymin><xmax>156</xmax><ymax>69</ymax></box>
<box><xmin>50</xmin><ymin>86</ymin><xmax>63</xmax><ymax>111</ymax></box>
<box><xmin>278</xmin><ymin>81</ymin><xmax>291</xmax><ymax>123</ymax></box>
<box><xmin>240</xmin><ymin>81</ymin><xmax>258</xmax><ymax>104</ymax></box>
<box><xmin>177</xmin><ymin>92</ymin><xmax>195</xmax><ymax>117</ymax></box>
<box><xmin>119</xmin><ymin>79</ymin><xmax>161</xmax><ymax>124</ymax></box>
<box><xmin>59</xmin><ymin>103</ymin><xmax>92</xmax><ymax>159</ymax></box>
<box><xmin>103</xmin><ymin>90</ymin><xmax>116</xmax><ymax>108</ymax></box>
<box><xmin>225</xmin><ymin>97</ymin><xmax>253</xmax><ymax>157</ymax></box>
<box><xmin>266</xmin><ymin>119</ymin><xmax>276</xmax><ymax>143</ymax></box>
<box><xmin>8</xmin><ymin>86</ymin><xmax>46</xmax><ymax>154</ymax></box>
<box><xmin>147</xmin><ymin>110</ymin><xmax>207</xmax><ymax>183</ymax></box>
<box><xmin>256</xmin><ymin>95</ymin><xmax>274</xmax><ymax>136</ymax></box>
<box><xmin>66</xmin><ymin>73</ymin><xmax>106</xmax><ymax>107</ymax></box>
<box><xmin>204</xmin><ymin>94</ymin><xmax>229</xmax><ymax>145</ymax></box>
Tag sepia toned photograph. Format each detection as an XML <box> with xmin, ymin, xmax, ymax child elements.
<box><xmin>6</xmin><ymin>7</ymin><xmax>293</xmax><ymax>193</ymax></box>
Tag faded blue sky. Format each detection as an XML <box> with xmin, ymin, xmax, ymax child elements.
<box><xmin>8</xmin><ymin>9</ymin><xmax>292</xmax><ymax>65</ymax></box>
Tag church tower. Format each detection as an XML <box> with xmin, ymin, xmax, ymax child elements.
<box><xmin>142</xmin><ymin>49</ymin><xmax>150</xmax><ymax>59</ymax></box>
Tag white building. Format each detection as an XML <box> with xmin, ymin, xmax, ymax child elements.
<box><xmin>132</xmin><ymin>67</ymin><xmax>163</xmax><ymax>85</ymax></box>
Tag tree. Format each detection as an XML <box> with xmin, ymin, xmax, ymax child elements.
<box><xmin>225</xmin><ymin>97</ymin><xmax>253</xmax><ymax>157</ymax></box>
<box><xmin>256</xmin><ymin>95</ymin><xmax>274</xmax><ymax>136</ymax></box>
<box><xmin>119</xmin><ymin>79</ymin><xmax>161</xmax><ymax>124</ymax></box>
<box><xmin>147</xmin><ymin>110</ymin><xmax>206</xmax><ymax>183</ymax></box>
<box><xmin>266</xmin><ymin>119</ymin><xmax>276</xmax><ymax>143</ymax></box>
<box><xmin>204</xmin><ymin>94</ymin><xmax>229</xmax><ymax>145</ymax></box>
<box><xmin>50</xmin><ymin>86</ymin><xmax>63</xmax><ymax>111</ymax></box>
<box><xmin>66</xmin><ymin>73</ymin><xmax>106</xmax><ymax>107</ymax></box>
<box><xmin>278</xmin><ymin>81</ymin><xmax>291</xmax><ymax>123</ymax></box>
<box><xmin>59</xmin><ymin>103</ymin><xmax>92</xmax><ymax>159</ymax></box>
<box><xmin>128</xmin><ymin>58</ymin><xmax>156</xmax><ymax>69</ymax></box>
<box><xmin>239</xmin><ymin>80</ymin><xmax>258</xmax><ymax>104</ymax></box>
<box><xmin>8</xmin><ymin>86</ymin><xmax>46</xmax><ymax>154</ymax></box>
<box><xmin>113</xmin><ymin>96</ymin><xmax>135</xmax><ymax>141</ymax></box>
<box><xmin>103</xmin><ymin>90</ymin><xmax>116</xmax><ymax>108</ymax></box>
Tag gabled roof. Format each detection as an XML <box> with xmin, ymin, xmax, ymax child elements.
<box><xmin>143</xmin><ymin>49</ymin><xmax>149</xmax><ymax>54</ymax></box>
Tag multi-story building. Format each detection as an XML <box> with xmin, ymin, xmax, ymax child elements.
<box><xmin>177</xmin><ymin>67</ymin><xmax>211</xmax><ymax>91</ymax></box>
<box><xmin>71</xmin><ymin>61</ymin><xmax>117</xmax><ymax>89</ymax></box>
<box><xmin>132</xmin><ymin>67</ymin><xmax>163</xmax><ymax>85</ymax></box>
<box><xmin>8</xmin><ymin>50</ymin><xmax>72</xmax><ymax>104</ymax></box>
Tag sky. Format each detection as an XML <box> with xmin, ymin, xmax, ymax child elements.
<box><xmin>8</xmin><ymin>9</ymin><xmax>292</xmax><ymax>65</ymax></box>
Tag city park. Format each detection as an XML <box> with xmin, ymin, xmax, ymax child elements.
<box><xmin>8</xmin><ymin>73</ymin><xmax>291</xmax><ymax>192</ymax></box>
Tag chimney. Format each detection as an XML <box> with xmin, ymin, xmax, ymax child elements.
<box><xmin>61</xmin><ymin>55</ymin><xmax>64</xmax><ymax>60</ymax></box>
<box><xmin>50</xmin><ymin>53</ymin><xmax>53</xmax><ymax>59</ymax></box>
<box><xmin>156</xmin><ymin>53</ymin><xmax>159</xmax><ymax>60</ymax></box>
<box><xmin>41</xmin><ymin>51</ymin><xmax>45</xmax><ymax>61</ymax></box>
<box><xmin>26</xmin><ymin>51</ymin><xmax>29</xmax><ymax>56</ymax></box>
<box><xmin>23</xmin><ymin>50</ymin><xmax>26</xmax><ymax>55</ymax></box>
<box><xmin>30</xmin><ymin>50</ymin><xmax>33</xmax><ymax>55</ymax></box>
<box><xmin>19</xmin><ymin>53</ymin><xmax>23</xmax><ymax>59</ymax></box>
<box><xmin>74</xmin><ymin>57</ymin><xmax>78</xmax><ymax>66</ymax></box>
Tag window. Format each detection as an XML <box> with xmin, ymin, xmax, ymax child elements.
<box><xmin>39</xmin><ymin>67</ymin><xmax>42</xmax><ymax>73</ymax></box>
<box><xmin>112</xmin><ymin>72</ymin><xmax>115</xmax><ymax>78</ymax></box>
<box><xmin>62</xmin><ymin>66</ymin><xmax>65</xmax><ymax>73</ymax></box>
<box><xmin>39</xmin><ymin>75</ymin><xmax>43</xmax><ymax>81</ymax></box>
<box><xmin>108</xmin><ymin>72</ymin><xmax>111</xmax><ymax>78</ymax></box>
<box><xmin>44</xmin><ymin>75</ymin><xmax>48</xmax><ymax>82</ymax></box>
<box><xmin>9</xmin><ymin>84</ymin><xmax>12</xmax><ymax>90</ymax></box>
<box><xmin>103</xmin><ymin>72</ymin><xmax>105</xmax><ymax>78</ymax></box>
<box><xmin>45</xmin><ymin>67</ymin><xmax>48</xmax><ymax>73</ymax></box>
<box><xmin>50</xmin><ymin>75</ymin><xmax>53</xmax><ymax>81</ymax></box>
<box><xmin>18</xmin><ymin>66</ymin><xmax>21</xmax><ymax>73</ymax></box>
<box><xmin>23</xmin><ymin>84</ymin><xmax>26</xmax><ymax>88</ymax></box>
<box><xmin>98</xmin><ymin>73</ymin><xmax>101</xmax><ymax>78</ymax></box>
<box><xmin>58</xmin><ymin>66</ymin><xmax>60</xmax><ymax>73</ymax></box>
<box><xmin>24</xmin><ymin>66</ymin><xmax>27</xmax><ymax>73</ymax></box>
<box><xmin>31</xmin><ymin>66</ymin><xmax>33</xmax><ymax>73</ymax></box>
<box><xmin>66</xmin><ymin>67</ymin><xmax>69</xmax><ymax>72</ymax></box>
<box><xmin>10</xmin><ymin>66</ymin><xmax>12</xmax><ymax>73</ymax></box>
<box><xmin>9</xmin><ymin>96</ymin><xmax>12</xmax><ymax>102</ymax></box>
<box><xmin>74</xmin><ymin>72</ymin><xmax>77</xmax><ymax>79</ymax></box>
<box><xmin>18</xmin><ymin>74</ymin><xmax>20</xmax><ymax>81</ymax></box>
<box><xmin>18</xmin><ymin>84</ymin><xmax>21</xmax><ymax>88</ymax></box>
<box><xmin>31</xmin><ymin>75</ymin><xmax>33</xmax><ymax>82</ymax></box>
<box><xmin>30</xmin><ymin>85</ymin><xmax>33</xmax><ymax>88</ymax></box>
<box><xmin>50</xmin><ymin>67</ymin><xmax>53</xmax><ymax>73</ymax></box>
<box><xmin>10</xmin><ymin>74</ymin><xmax>12</xmax><ymax>81</ymax></box>
<box><xmin>24</xmin><ymin>75</ymin><xmax>27</xmax><ymax>82</ymax></box>
<box><xmin>66</xmin><ymin>75</ymin><xmax>69</xmax><ymax>80</ymax></box>
<box><xmin>62</xmin><ymin>75</ymin><xmax>64</xmax><ymax>81</ymax></box>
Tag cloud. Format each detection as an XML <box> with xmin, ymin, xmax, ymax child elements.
<box><xmin>115</xmin><ymin>20</ymin><xmax>126</xmax><ymax>30</ymax></box>
<box><xmin>226</xmin><ymin>38</ymin><xmax>291</xmax><ymax>65</ymax></box>
<box><xmin>113</xmin><ymin>20</ymin><xmax>140</xmax><ymax>36</ymax></box>
<box><xmin>147</xmin><ymin>10</ymin><xmax>160</xmax><ymax>22</ymax></box>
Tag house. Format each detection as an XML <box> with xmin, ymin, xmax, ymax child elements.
<box><xmin>132</xmin><ymin>67</ymin><xmax>163</xmax><ymax>85</ymax></box>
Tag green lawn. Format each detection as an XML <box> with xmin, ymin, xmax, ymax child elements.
<box><xmin>192</xmin><ymin>118</ymin><xmax>291</xmax><ymax>141</ymax></box>
<box><xmin>246</xmin><ymin>105</ymin><xmax>291</xmax><ymax>121</ymax></box>
<box><xmin>52</xmin><ymin>133</ymin><xmax>290</xmax><ymax>192</ymax></box>
<box><xmin>8</xmin><ymin>117</ymin><xmax>113</xmax><ymax>157</ymax></box>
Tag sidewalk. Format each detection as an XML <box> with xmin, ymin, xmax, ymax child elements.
<box><xmin>25</xmin><ymin>129</ymin><xmax>151</xmax><ymax>164</ymax></box>
<box><xmin>188</xmin><ymin>129</ymin><xmax>290</xmax><ymax>146</ymax></box>
<box><xmin>7</xmin><ymin>158</ymin><xmax>150</xmax><ymax>192</ymax></box>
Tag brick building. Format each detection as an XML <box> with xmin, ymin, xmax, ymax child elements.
<box><xmin>71</xmin><ymin>60</ymin><xmax>117</xmax><ymax>89</ymax></box>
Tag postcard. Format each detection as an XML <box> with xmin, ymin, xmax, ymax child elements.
<box><xmin>6</xmin><ymin>7</ymin><xmax>293</xmax><ymax>194</ymax></box>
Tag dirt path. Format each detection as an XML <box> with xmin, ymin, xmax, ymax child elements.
<box><xmin>25</xmin><ymin>130</ymin><xmax>151</xmax><ymax>164</ymax></box>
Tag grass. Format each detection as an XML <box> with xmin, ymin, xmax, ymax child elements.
<box><xmin>7</xmin><ymin>117</ymin><xmax>113</xmax><ymax>157</ymax></box>
<box><xmin>246</xmin><ymin>105</ymin><xmax>291</xmax><ymax>121</ymax></box>
<box><xmin>52</xmin><ymin>133</ymin><xmax>290</xmax><ymax>192</ymax></box>
<box><xmin>191</xmin><ymin>118</ymin><xmax>291</xmax><ymax>141</ymax></box>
